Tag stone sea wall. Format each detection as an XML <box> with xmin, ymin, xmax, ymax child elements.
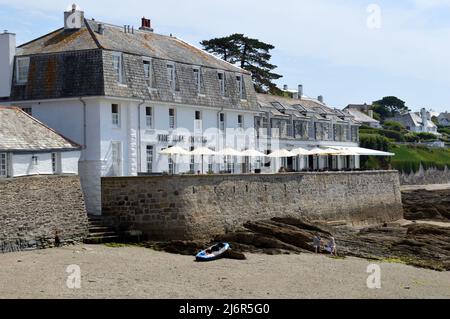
<box><xmin>102</xmin><ymin>171</ymin><xmax>404</xmax><ymax>240</ymax></box>
<box><xmin>0</xmin><ymin>175</ymin><xmax>89</xmax><ymax>253</ymax></box>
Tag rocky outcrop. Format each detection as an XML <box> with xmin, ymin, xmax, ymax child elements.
<box><xmin>402</xmin><ymin>189</ymin><xmax>450</xmax><ymax>221</ymax></box>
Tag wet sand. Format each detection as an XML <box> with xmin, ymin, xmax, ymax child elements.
<box><xmin>0</xmin><ymin>245</ymin><xmax>449</xmax><ymax>299</ymax></box>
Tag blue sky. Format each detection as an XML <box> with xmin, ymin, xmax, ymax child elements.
<box><xmin>1</xmin><ymin>0</ymin><xmax>449</xmax><ymax>112</ymax></box>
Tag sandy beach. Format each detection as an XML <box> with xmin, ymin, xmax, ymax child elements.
<box><xmin>0</xmin><ymin>244</ymin><xmax>449</xmax><ymax>299</ymax></box>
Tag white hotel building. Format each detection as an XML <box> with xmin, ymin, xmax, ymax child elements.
<box><xmin>0</xmin><ymin>5</ymin><xmax>362</xmax><ymax>214</ymax></box>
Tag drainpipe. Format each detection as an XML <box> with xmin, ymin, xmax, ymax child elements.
<box><xmin>137</xmin><ymin>99</ymin><xmax>146</xmax><ymax>174</ymax></box>
<box><xmin>79</xmin><ymin>97</ymin><xmax>87</xmax><ymax>160</ymax></box>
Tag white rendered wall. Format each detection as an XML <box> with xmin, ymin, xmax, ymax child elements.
<box><xmin>0</xmin><ymin>32</ymin><xmax>15</xmax><ymax>98</ymax></box>
<box><xmin>61</xmin><ymin>151</ymin><xmax>80</xmax><ymax>174</ymax></box>
<box><xmin>12</xmin><ymin>153</ymin><xmax>53</xmax><ymax>177</ymax></box>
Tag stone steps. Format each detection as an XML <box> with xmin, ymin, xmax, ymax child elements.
<box><xmin>84</xmin><ymin>215</ymin><xmax>120</xmax><ymax>244</ymax></box>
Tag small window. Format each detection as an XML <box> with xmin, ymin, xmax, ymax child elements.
<box><xmin>145</xmin><ymin>106</ymin><xmax>153</xmax><ymax>128</ymax></box>
<box><xmin>21</xmin><ymin>107</ymin><xmax>32</xmax><ymax>116</ymax></box>
<box><xmin>51</xmin><ymin>152</ymin><xmax>60</xmax><ymax>174</ymax></box>
<box><xmin>112</xmin><ymin>104</ymin><xmax>120</xmax><ymax>127</ymax></box>
<box><xmin>146</xmin><ymin>145</ymin><xmax>153</xmax><ymax>173</ymax></box>
<box><xmin>218</xmin><ymin>72</ymin><xmax>225</xmax><ymax>96</ymax></box>
<box><xmin>219</xmin><ymin>112</ymin><xmax>225</xmax><ymax>131</ymax></box>
<box><xmin>16</xmin><ymin>57</ymin><xmax>30</xmax><ymax>84</ymax></box>
<box><xmin>169</xmin><ymin>108</ymin><xmax>175</xmax><ymax>129</ymax></box>
<box><xmin>167</xmin><ymin>64</ymin><xmax>176</xmax><ymax>91</ymax></box>
<box><xmin>143</xmin><ymin>58</ymin><xmax>152</xmax><ymax>87</ymax></box>
<box><xmin>195</xmin><ymin>111</ymin><xmax>202</xmax><ymax>120</ymax></box>
<box><xmin>0</xmin><ymin>153</ymin><xmax>8</xmax><ymax>177</ymax></box>
<box><xmin>112</xmin><ymin>53</ymin><xmax>124</xmax><ymax>84</ymax></box>
<box><xmin>238</xmin><ymin>115</ymin><xmax>243</xmax><ymax>129</ymax></box>
<box><xmin>193</xmin><ymin>67</ymin><xmax>201</xmax><ymax>93</ymax></box>
<box><xmin>31</xmin><ymin>155</ymin><xmax>38</xmax><ymax>166</ymax></box>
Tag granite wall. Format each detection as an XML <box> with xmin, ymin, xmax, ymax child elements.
<box><xmin>102</xmin><ymin>171</ymin><xmax>403</xmax><ymax>240</ymax></box>
<box><xmin>0</xmin><ymin>175</ymin><xmax>89</xmax><ymax>253</ymax></box>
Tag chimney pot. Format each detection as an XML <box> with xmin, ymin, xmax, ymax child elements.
<box><xmin>140</xmin><ymin>17</ymin><xmax>154</xmax><ymax>32</ymax></box>
<box><xmin>298</xmin><ymin>84</ymin><xmax>303</xmax><ymax>100</ymax></box>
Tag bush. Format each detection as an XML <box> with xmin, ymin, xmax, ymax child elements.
<box><xmin>414</xmin><ymin>132</ymin><xmax>437</xmax><ymax>141</ymax></box>
<box><xmin>383</xmin><ymin>121</ymin><xmax>406</xmax><ymax>132</ymax></box>
<box><xmin>360</xmin><ymin>133</ymin><xmax>391</xmax><ymax>151</ymax></box>
<box><xmin>378</xmin><ymin>129</ymin><xmax>405</xmax><ymax>142</ymax></box>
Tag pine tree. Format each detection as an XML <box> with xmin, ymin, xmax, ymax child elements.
<box><xmin>201</xmin><ymin>34</ymin><xmax>282</xmax><ymax>93</ymax></box>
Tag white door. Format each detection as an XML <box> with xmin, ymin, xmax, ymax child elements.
<box><xmin>111</xmin><ymin>142</ymin><xmax>122</xmax><ymax>176</ymax></box>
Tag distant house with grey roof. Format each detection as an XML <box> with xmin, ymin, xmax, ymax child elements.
<box><xmin>0</xmin><ymin>107</ymin><xmax>80</xmax><ymax>178</ymax></box>
<box><xmin>387</xmin><ymin>108</ymin><xmax>439</xmax><ymax>135</ymax></box>
<box><xmin>343</xmin><ymin>105</ymin><xmax>381</xmax><ymax>128</ymax></box>
<box><xmin>438</xmin><ymin>112</ymin><xmax>450</xmax><ymax>127</ymax></box>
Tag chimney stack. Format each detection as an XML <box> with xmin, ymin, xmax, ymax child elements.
<box><xmin>64</xmin><ymin>3</ymin><xmax>84</xmax><ymax>30</ymax></box>
<box><xmin>140</xmin><ymin>17</ymin><xmax>154</xmax><ymax>32</ymax></box>
<box><xmin>0</xmin><ymin>31</ymin><xmax>16</xmax><ymax>98</ymax></box>
<box><xmin>283</xmin><ymin>84</ymin><xmax>288</xmax><ymax>91</ymax></box>
<box><xmin>318</xmin><ymin>95</ymin><xmax>324</xmax><ymax>103</ymax></box>
<box><xmin>298</xmin><ymin>84</ymin><xmax>303</xmax><ymax>100</ymax></box>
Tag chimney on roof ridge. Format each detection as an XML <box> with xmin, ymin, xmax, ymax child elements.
<box><xmin>318</xmin><ymin>95</ymin><xmax>324</xmax><ymax>103</ymax></box>
<box><xmin>140</xmin><ymin>17</ymin><xmax>154</xmax><ymax>32</ymax></box>
<box><xmin>298</xmin><ymin>84</ymin><xmax>303</xmax><ymax>100</ymax></box>
<box><xmin>64</xmin><ymin>3</ymin><xmax>84</xmax><ymax>30</ymax></box>
<box><xmin>283</xmin><ymin>84</ymin><xmax>288</xmax><ymax>91</ymax></box>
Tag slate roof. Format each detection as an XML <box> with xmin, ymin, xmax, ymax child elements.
<box><xmin>17</xmin><ymin>19</ymin><xmax>248</xmax><ymax>74</ymax></box>
<box><xmin>256</xmin><ymin>93</ymin><xmax>358</xmax><ymax>124</ymax></box>
<box><xmin>345</xmin><ymin>108</ymin><xmax>380</xmax><ymax>124</ymax></box>
<box><xmin>0</xmin><ymin>107</ymin><xmax>81</xmax><ymax>152</ymax></box>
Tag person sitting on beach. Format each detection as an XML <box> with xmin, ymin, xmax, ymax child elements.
<box><xmin>313</xmin><ymin>233</ymin><xmax>321</xmax><ymax>253</ymax></box>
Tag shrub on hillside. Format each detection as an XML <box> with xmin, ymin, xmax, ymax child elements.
<box><xmin>383</xmin><ymin>121</ymin><xmax>406</xmax><ymax>132</ymax></box>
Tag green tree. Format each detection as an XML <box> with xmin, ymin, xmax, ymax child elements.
<box><xmin>201</xmin><ymin>34</ymin><xmax>283</xmax><ymax>93</ymax></box>
<box><xmin>371</xmin><ymin>96</ymin><xmax>409</xmax><ymax>121</ymax></box>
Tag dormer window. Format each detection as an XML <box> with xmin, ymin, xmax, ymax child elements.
<box><xmin>193</xmin><ymin>67</ymin><xmax>202</xmax><ymax>94</ymax></box>
<box><xmin>218</xmin><ymin>72</ymin><xmax>225</xmax><ymax>96</ymax></box>
<box><xmin>167</xmin><ymin>63</ymin><xmax>176</xmax><ymax>91</ymax></box>
<box><xmin>143</xmin><ymin>58</ymin><xmax>152</xmax><ymax>87</ymax></box>
<box><xmin>236</xmin><ymin>75</ymin><xmax>244</xmax><ymax>99</ymax></box>
<box><xmin>112</xmin><ymin>52</ymin><xmax>124</xmax><ymax>84</ymax></box>
<box><xmin>16</xmin><ymin>57</ymin><xmax>30</xmax><ymax>84</ymax></box>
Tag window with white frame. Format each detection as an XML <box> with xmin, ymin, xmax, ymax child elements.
<box><xmin>16</xmin><ymin>57</ymin><xmax>30</xmax><ymax>84</ymax></box>
<box><xmin>146</xmin><ymin>145</ymin><xmax>153</xmax><ymax>173</ymax></box>
<box><xmin>195</xmin><ymin>110</ymin><xmax>202</xmax><ymax>131</ymax></box>
<box><xmin>236</xmin><ymin>75</ymin><xmax>244</xmax><ymax>99</ymax></box>
<box><xmin>112</xmin><ymin>104</ymin><xmax>120</xmax><ymax>127</ymax></box>
<box><xmin>143</xmin><ymin>58</ymin><xmax>152</xmax><ymax>87</ymax></box>
<box><xmin>169</xmin><ymin>108</ymin><xmax>175</xmax><ymax>129</ymax></box>
<box><xmin>167</xmin><ymin>63</ymin><xmax>176</xmax><ymax>91</ymax></box>
<box><xmin>238</xmin><ymin>114</ymin><xmax>244</xmax><ymax>129</ymax></box>
<box><xmin>112</xmin><ymin>53</ymin><xmax>124</xmax><ymax>84</ymax></box>
<box><xmin>0</xmin><ymin>153</ymin><xmax>8</xmax><ymax>177</ymax></box>
<box><xmin>193</xmin><ymin>67</ymin><xmax>201</xmax><ymax>93</ymax></box>
<box><xmin>145</xmin><ymin>106</ymin><xmax>153</xmax><ymax>128</ymax></box>
<box><xmin>51</xmin><ymin>152</ymin><xmax>60</xmax><ymax>174</ymax></box>
<box><xmin>219</xmin><ymin>113</ymin><xmax>225</xmax><ymax>131</ymax></box>
<box><xmin>218</xmin><ymin>72</ymin><xmax>225</xmax><ymax>96</ymax></box>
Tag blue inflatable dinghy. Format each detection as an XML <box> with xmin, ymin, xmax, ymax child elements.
<box><xmin>195</xmin><ymin>243</ymin><xmax>230</xmax><ymax>262</ymax></box>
